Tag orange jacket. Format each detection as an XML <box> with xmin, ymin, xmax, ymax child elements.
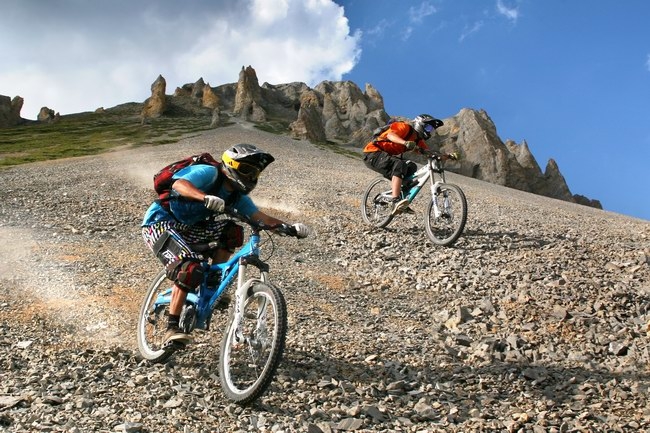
<box><xmin>363</xmin><ymin>121</ymin><xmax>428</xmax><ymax>155</ymax></box>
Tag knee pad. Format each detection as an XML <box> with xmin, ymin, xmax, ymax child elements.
<box><xmin>166</xmin><ymin>260</ymin><xmax>204</xmax><ymax>292</ymax></box>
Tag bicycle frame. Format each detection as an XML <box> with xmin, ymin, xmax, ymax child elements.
<box><xmin>152</xmin><ymin>227</ymin><xmax>268</xmax><ymax>332</ymax></box>
<box><xmin>403</xmin><ymin>156</ymin><xmax>446</xmax><ymax>203</ymax></box>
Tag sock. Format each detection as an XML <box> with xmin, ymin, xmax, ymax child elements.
<box><xmin>167</xmin><ymin>314</ymin><xmax>180</xmax><ymax>330</ymax></box>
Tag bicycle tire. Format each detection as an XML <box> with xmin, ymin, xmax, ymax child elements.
<box><xmin>424</xmin><ymin>183</ymin><xmax>468</xmax><ymax>247</ymax></box>
<box><xmin>136</xmin><ymin>269</ymin><xmax>176</xmax><ymax>363</ymax></box>
<box><xmin>361</xmin><ymin>176</ymin><xmax>394</xmax><ymax>228</ymax></box>
<box><xmin>219</xmin><ymin>281</ymin><xmax>287</xmax><ymax>405</ymax></box>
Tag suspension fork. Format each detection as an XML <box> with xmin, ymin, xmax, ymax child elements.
<box><xmin>428</xmin><ymin>167</ymin><xmax>445</xmax><ymax>218</ymax></box>
<box><xmin>232</xmin><ymin>255</ymin><xmax>270</xmax><ymax>344</ymax></box>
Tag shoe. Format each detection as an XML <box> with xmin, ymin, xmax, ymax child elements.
<box><xmin>391</xmin><ymin>198</ymin><xmax>411</xmax><ymax>215</ymax></box>
<box><xmin>163</xmin><ymin>327</ymin><xmax>192</xmax><ymax>346</ymax></box>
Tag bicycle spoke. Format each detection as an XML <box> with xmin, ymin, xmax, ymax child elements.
<box><xmin>361</xmin><ymin>177</ymin><xmax>394</xmax><ymax>228</ymax></box>
<box><xmin>219</xmin><ymin>282</ymin><xmax>287</xmax><ymax>405</ymax></box>
<box><xmin>137</xmin><ymin>270</ymin><xmax>175</xmax><ymax>363</ymax></box>
<box><xmin>425</xmin><ymin>183</ymin><xmax>467</xmax><ymax>247</ymax></box>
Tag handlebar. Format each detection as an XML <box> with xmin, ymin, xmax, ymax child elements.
<box><xmin>420</xmin><ymin>150</ymin><xmax>460</xmax><ymax>161</ymax></box>
<box><xmin>221</xmin><ymin>207</ymin><xmax>302</xmax><ymax>238</ymax></box>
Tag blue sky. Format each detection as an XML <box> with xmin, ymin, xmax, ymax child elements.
<box><xmin>337</xmin><ymin>0</ymin><xmax>650</xmax><ymax>221</ymax></box>
<box><xmin>1</xmin><ymin>0</ymin><xmax>648</xmax><ymax>220</ymax></box>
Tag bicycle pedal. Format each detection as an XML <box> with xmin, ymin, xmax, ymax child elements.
<box><xmin>163</xmin><ymin>340</ymin><xmax>188</xmax><ymax>351</ymax></box>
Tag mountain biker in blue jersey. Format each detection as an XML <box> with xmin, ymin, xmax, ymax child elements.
<box><xmin>363</xmin><ymin>114</ymin><xmax>443</xmax><ymax>214</ymax></box>
<box><xmin>141</xmin><ymin>143</ymin><xmax>310</xmax><ymax>347</ymax></box>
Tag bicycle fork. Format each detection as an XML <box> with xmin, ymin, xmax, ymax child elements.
<box><xmin>231</xmin><ymin>256</ymin><xmax>270</xmax><ymax>345</ymax></box>
<box><xmin>430</xmin><ymin>181</ymin><xmax>445</xmax><ymax>218</ymax></box>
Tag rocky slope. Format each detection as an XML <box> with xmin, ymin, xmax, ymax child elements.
<box><xmin>2</xmin><ymin>65</ymin><xmax>599</xmax><ymax>207</ymax></box>
<box><xmin>0</xmin><ymin>123</ymin><xmax>648</xmax><ymax>432</ymax></box>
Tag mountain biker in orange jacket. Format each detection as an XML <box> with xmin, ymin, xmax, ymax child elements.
<box><xmin>141</xmin><ymin>144</ymin><xmax>310</xmax><ymax>347</ymax></box>
<box><xmin>363</xmin><ymin>114</ymin><xmax>443</xmax><ymax>213</ymax></box>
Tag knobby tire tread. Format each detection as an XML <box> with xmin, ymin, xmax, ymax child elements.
<box><xmin>218</xmin><ymin>282</ymin><xmax>287</xmax><ymax>405</ymax></box>
<box><xmin>137</xmin><ymin>269</ymin><xmax>175</xmax><ymax>364</ymax></box>
<box><xmin>361</xmin><ymin>176</ymin><xmax>394</xmax><ymax>228</ymax></box>
<box><xmin>425</xmin><ymin>183</ymin><xmax>467</xmax><ymax>247</ymax></box>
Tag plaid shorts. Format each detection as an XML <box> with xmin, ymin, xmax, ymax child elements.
<box><xmin>142</xmin><ymin>219</ymin><xmax>233</xmax><ymax>263</ymax></box>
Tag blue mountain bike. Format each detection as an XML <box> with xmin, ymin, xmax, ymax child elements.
<box><xmin>136</xmin><ymin>208</ymin><xmax>303</xmax><ymax>405</ymax></box>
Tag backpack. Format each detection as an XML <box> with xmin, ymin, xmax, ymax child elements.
<box><xmin>153</xmin><ymin>153</ymin><xmax>221</xmax><ymax>208</ymax></box>
<box><xmin>372</xmin><ymin>118</ymin><xmax>397</xmax><ymax>139</ymax></box>
<box><xmin>372</xmin><ymin>117</ymin><xmax>413</xmax><ymax>149</ymax></box>
<box><xmin>372</xmin><ymin>118</ymin><xmax>413</xmax><ymax>143</ymax></box>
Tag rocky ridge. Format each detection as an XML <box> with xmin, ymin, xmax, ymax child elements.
<box><xmin>1</xmin><ymin>65</ymin><xmax>599</xmax><ymax>208</ymax></box>
<box><xmin>0</xmin><ymin>123</ymin><xmax>648</xmax><ymax>432</ymax></box>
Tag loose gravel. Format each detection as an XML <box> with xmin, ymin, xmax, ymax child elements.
<box><xmin>1</xmin><ymin>123</ymin><xmax>649</xmax><ymax>432</ymax></box>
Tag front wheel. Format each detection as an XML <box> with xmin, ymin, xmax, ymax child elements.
<box><xmin>425</xmin><ymin>183</ymin><xmax>467</xmax><ymax>247</ymax></box>
<box><xmin>136</xmin><ymin>269</ymin><xmax>175</xmax><ymax>363</ymax></box>
<box><xmin>219</xmin><ymin>281</ymin><xmax>287</xmax><ymax>405</ymax></box>
<box><xmin>361</xmin><ymin>176</ymin><xmax>394</xmax><ymax>228</ymax></box>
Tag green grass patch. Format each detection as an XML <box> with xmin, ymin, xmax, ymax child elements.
<box><xmin>314</xmin><ymin>141</ymin><xmax>362</xmax><ymax>159</ymax></box>
<box><xmin>0</xmin><ymin>111</ymin><xmax>213</xmax><ymax>167</ymax></box>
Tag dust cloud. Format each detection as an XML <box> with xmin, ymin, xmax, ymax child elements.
<box><xmin>0</xmin><ymin>227</ymin><xmax>128</xmax><ymax>348</ymax></box>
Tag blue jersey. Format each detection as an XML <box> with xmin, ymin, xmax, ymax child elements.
<box><xmin>142</xmin><ymin>164</ymin><xmax>258</xmax><ymax>226</ymax></box>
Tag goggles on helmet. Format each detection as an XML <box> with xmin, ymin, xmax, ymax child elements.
<box><xmin>424</xmin><ymin>123</ymin><xmax>435</xmax><ymax>133</ymax></box>
<box><xmin>222</xmin><ymin>154</ymin><xmax>261</xmax><ymax>180</ymax></box>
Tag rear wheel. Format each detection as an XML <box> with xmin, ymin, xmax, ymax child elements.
<box><xmin>424</xmin><ymin>183</ymin><xmax>467</xmax><ymax>246</ymax></box>
<box><xmin>136</xmin><ymin>269</ymin><xmax>175</xmax><ymax>363</ymax></box>
<box><xmin>219</xmin><ymin>281</ymin><xmax>287</xmax><ymax>405</ymax></box>
<box><xmin>361</xmin><ymin>176</ymin><xmax>394</xmax><ymax>228</ymax></box>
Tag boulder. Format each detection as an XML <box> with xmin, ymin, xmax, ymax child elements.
<box><xmin>436</xmin><ymin>108</ymin><xmax>579</xmax><ymax>203</ymax></box>
<box><xmin>37</xmin><ymin>107</ymin><xmax>57</xmax><ymax>123</ymax></box>
<box><xmin>0</xmin><ymin>95</ymin><xmax>24</xmax><ymax>127</ymax></box>
<box><xmin>191</xmin><ymin>77</ymin><xmax>205</xmax><ymax>100</ymax></box>
<box><xmin>290</xmin><ymin>90</ymin><xmax>326</xmax><ymax>142</ymax></box>
<box><xmin>234</xmin><ymin>65</ymin><xmax>264</xmax><ymax>120</ymax></box>
<box><xmin>141</xmin><ymin>75</ymin><xmax>167</xmax><ymax>120</ymax></box>
<box><xmin>202</xmin><ymin>84</ymin><xmax>219</xmax><ymax>110</ymax></box>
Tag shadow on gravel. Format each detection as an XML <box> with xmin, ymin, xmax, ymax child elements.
<box><xmin>459</xmin><ymin>228</ymin><xmax>552</xmax><ymax>251</ymax></box>
<box><xmin>363</xmin><ymin>225</ymin><xmax>553</xmax><ymax>253</ymax></box>
<box><xmin>272</xmin><ymin>347</ymin><xmax>649</xmax><ymax>416</ymax></box>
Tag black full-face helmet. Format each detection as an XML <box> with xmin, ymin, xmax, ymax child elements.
<box><xmin>221</xmin><ymin>144</ymin><xmax>275</xmax><ymax>194</ymax></box>
<box><xmin>413</xmin><ymin>114</ymin><xmax>444</xmax><ymax>140</ymax></box>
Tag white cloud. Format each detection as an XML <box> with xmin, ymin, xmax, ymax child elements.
<box><xmin>395</xmin><ymin>1</ymin><xmax>438</xmax><ymax>41</ymax></box>
<box><xmin>408</xmin><ymin>1</ymin><xmax>437</xmax><ymax>24</ymax></box>
<box><xmin>496</xmin><ymin>0</ymin><xmax>519</xmax><ymax>23</ymax></box>
<box><xmin>0</xmin><ymin>0</ymin><xmax>361</xmax><ymax>119</ymax></box>
<box><xmin>459</xmin><ymin>21</ymin><xmax>484</xmax><ymax>42</ymax></box>
<box><xmin>401</xmin><ymin>26</ymin><xmax>414</xmax><ymax>42</ymax></box>
<box><xmin>646</xmin><ymin>54</ymin><xmax>650</xmax><ymax>72</ymax></box>
<box><xmin>364</xmin><ymin>18</ymin><xmax>389</xmax><ymax>45</ymax></box>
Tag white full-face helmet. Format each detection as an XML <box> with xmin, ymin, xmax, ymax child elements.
<box><xmin>413</xmin><ymin>114</ymin><xmax>444</xmax><ymax>140</ymax></box>
<box><xmin>221</xmin><ymin>144</ymin><xmax>275</xmax><ymax>194</ymax></box>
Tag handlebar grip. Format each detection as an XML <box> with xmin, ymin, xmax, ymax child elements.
<box><xmin>276</xmin><ymin>223</ymin><xmax>299</xmax><ymax>237</ymax></box>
